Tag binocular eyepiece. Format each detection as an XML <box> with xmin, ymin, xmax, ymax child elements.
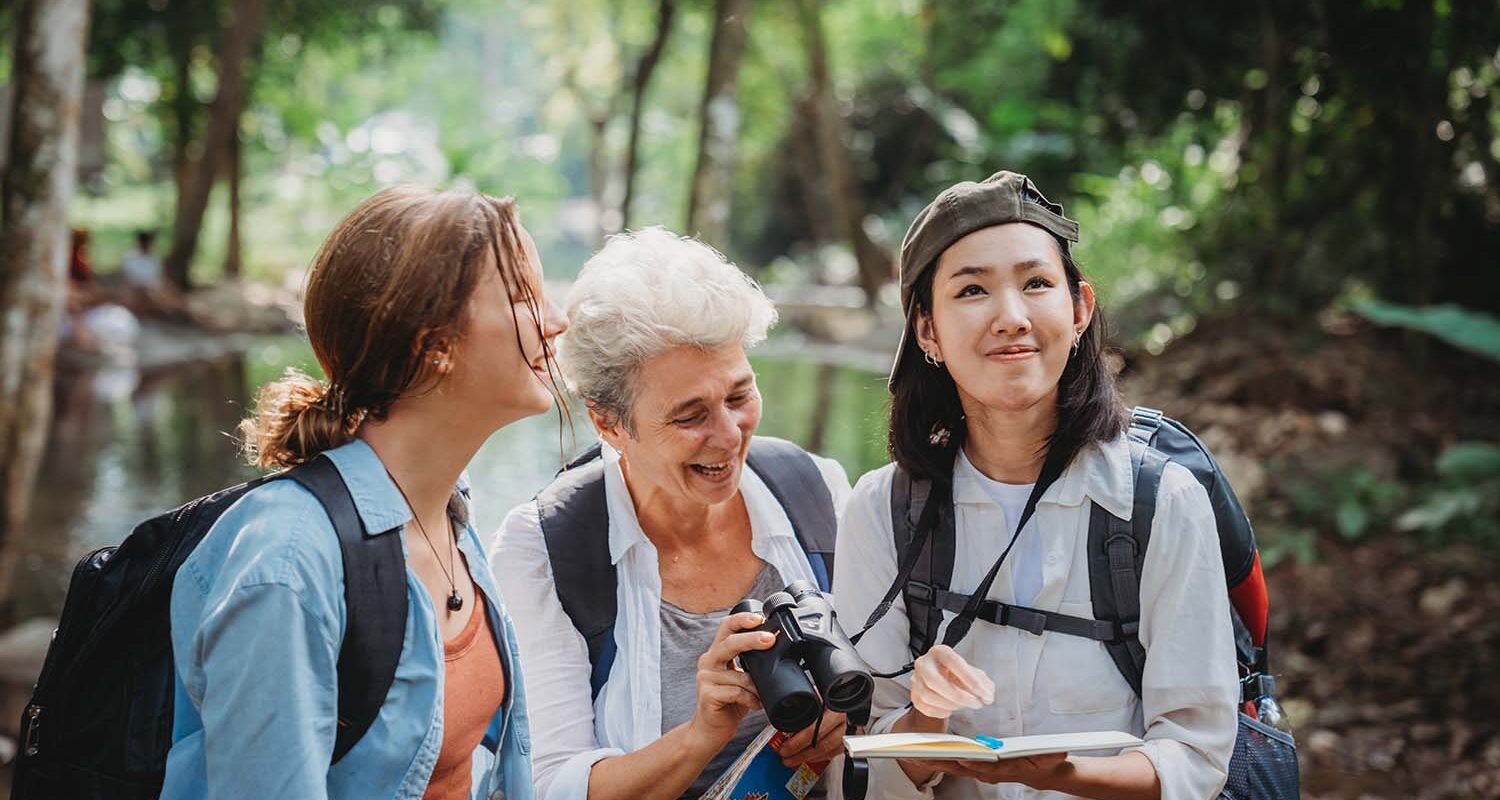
<box><xmin>732</xmin><ymin>580</ymin><xmax>873</xmax><ymax>733</ymax></box>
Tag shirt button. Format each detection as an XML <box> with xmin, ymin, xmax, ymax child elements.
<box><xmin>1046</xmin><ymin>552</ymin><xmax>1060</xmax><ymax>564</ymax></box>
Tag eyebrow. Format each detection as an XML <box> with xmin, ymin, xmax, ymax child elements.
<box><xmin>664</xmin><ymin>374</ymin><xmax>755</xmax><ymax>419</ymax></box>
<box><xmin>947</xmin><ymin>259</ymin><xmax>1049</xmax><ymax>281</ymax></box>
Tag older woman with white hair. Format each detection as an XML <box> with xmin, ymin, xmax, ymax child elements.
<box><xmin>493</xmin><ymin>227</ymin><xmax>853</xmax><ymax>800</ymax></box>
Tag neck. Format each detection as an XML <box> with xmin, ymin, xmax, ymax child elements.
<box><xmin>620</xmin><ymin>460</ymin><xmax>741</xmax><ymax>553</ymax></box>
<box><xmin>959</xmin><ymin>391</ymin><xmax>1058</xmax><ymax>484</ymax></box>
<box><xmin>360</xmin><ymin>399</ymin><xmax>490</xmax><ymax>520</ymax></box>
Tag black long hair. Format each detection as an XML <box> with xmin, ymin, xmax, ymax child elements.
<box><xmin>888</xmin><ymin>228</ymin><xmax>1128</xmax><ymax>483</ymax></box>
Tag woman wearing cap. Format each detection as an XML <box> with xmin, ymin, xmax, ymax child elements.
<box><xmin>833</xmin><ymin>172</ymin><xmax>1237</xmax><ymax>799</ymax></box>
<box><xmin>493</xmin><ymin>227</ymin><xmax>852</xmax><ymax>800</ymax></box>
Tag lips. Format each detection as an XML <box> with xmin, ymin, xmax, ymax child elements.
<box><xmin>985</xmin><ymin>344</ymin><xmax>1040</xmax><ymax>362</ymax></box>
<box><xmin>688</xmin><ymin>461</ymin><xmax>734</xmax><ymax>481</ymax></box>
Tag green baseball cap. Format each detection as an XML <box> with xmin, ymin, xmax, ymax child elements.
<box><xmin>889</xmin><ymin>170</ymin><xmax>1080</xmax><ymax>390</ymax></box>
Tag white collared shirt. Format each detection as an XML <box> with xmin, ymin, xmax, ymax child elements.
<box><xmin>833</xmin><ymin>434</ymin><xmax>1238</xmax><ymax>800</ymax></box>
<box><xmin>492</xmin><ymin>443</ymin><xmax>852</xmax><ymax>800</ymax></box>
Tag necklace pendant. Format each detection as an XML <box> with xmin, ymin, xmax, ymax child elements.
<box><xmin>447</xmin><ymin>590</ymin><xmax>463</xmax><ymax>612</ymax></box>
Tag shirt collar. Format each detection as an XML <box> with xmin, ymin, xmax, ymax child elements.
<box><xmin>950</xmin><ymin>433</ymin><xmax>1135</xmax><ymax>521</ymax></box>
<box><xmin>321</xmin><ymin>438</ymin><xmax>414</xmax><ymax>536</ymax></box>
<box><xmin>600</xmin><ymin>440</ymin><xmax>794</xmax><ymax>565</ymax></box>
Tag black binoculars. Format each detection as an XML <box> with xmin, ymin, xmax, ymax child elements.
<box><xmin>732</xmin><ymin>580</ymin><xmax>873</xmax><ymax>733</ymax></box>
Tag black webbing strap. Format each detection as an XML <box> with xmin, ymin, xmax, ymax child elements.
<box><xmin>286</xmin><ymin>456</ymin><xmax>407</xmax><ymax>764</ymax></box>
<box><xmin>938</xmin><ymin>440</ymin><xmax>1076</xmax><ymax>650</ymax></box>
<box><xmin>1088</xmin><ymin>441</ymin><xmax>1168</xmax><ymax>696</ymax></box>
<box><xmin>851</xmin><ymin>473</ymin><xmax>946</xmax><ymax>646</ymax></box>
<box><xmin>910</xmin><ymin>582</ymin><xmax>1118</xmax><ymax>641</ymax></box>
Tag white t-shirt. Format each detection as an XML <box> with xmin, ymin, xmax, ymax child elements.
<box><xmin>956</xmin><ymin>448</ymin><xmax>1041</xmax><ymax>607</ymax></box>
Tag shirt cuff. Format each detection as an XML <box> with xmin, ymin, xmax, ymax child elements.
<box><xmin>541</xmin><ymin>746</ymin><xmax>625</xmax><ymax>800</ymax></box>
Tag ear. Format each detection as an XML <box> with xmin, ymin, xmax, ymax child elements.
<box><xmin>587</xmin><ymin>404</ymin><xmax>630</xmax><ymax>453</ymax></box>
<box><xmin>1074</xmin><ymin>280</ymin><xmax>1096</xmax><ymax>337</ymax></box>
<box><xmin>913</xmin><ymin>307</ymin><xmax>942</xmax><ymax>362</ymax></box>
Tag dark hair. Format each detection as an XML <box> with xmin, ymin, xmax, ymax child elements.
<box><xmin>135</xmin><ymin>229</ymin><xmax>156</xmax><ymax>249</ymax></box>
<box><xmin>888</xmin><ymin>228</ymin><xmax>1127</xmax><ymax>482</ymax></box>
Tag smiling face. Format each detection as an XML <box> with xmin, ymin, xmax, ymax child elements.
<box><xmin>915</xmin><ymin>222</ymin><xmax>1094</xmax><ymax>417</ymax></box>
<box><xmin>593</xmin><ymin>343</ymin><xmax>762</xmax><ymax>509</ymax></box>
<box><xmin>444</xmin><ymin>224</ymin><xmax>568</xmax><ymax>429</ymax></box>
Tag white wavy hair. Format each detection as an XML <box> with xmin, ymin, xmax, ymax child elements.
<box><xmin>560</xmin><ymin>226</ymin><xmax>778</xmax><ymax>432</ymax></box>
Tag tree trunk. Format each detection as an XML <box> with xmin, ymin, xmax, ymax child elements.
<box><xmin>619</xmin><ymin>0</ymin><xmax>677</xmax><ymax>230</ymax></box>
<box><xmin>168</xmin><ymin>17</ymin><xmax>196</xmax><ymax>202</ymax></box>
<box><xmin>685</xmin><ymin>0</ymin><xmax>751</xmax><ymax>250</ymax></box>
<box><xmin>0</xmin><ymin>0</ymin><xmax>91</xmax><ymax>619</ymax></box>
<box><xmin>796</xmin><ymin>0</ymin><xmax>892</xmax><ymax>306</ymax></box>
<box><xmin>224</xmin><ymin>123</ymin><xmax>242</xmax><ymax>279</ymax></box>
<box><xmin>163</xmin><ymin>0</ymin><xmax>266</xmax><ymax>290</ymax></box>
<box><xmin>587</xmin><ymin>114</ymin><xmax>611</xmax><ymax>244</ymax></box>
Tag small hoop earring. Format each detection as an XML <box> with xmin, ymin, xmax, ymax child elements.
<box><xmin>923</xmin><ymin>350</ymin><xmax>942</xmax><ymax>367</ymax></box>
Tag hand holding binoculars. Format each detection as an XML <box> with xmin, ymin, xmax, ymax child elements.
<box><xmin>731</xmin><ymin>580</ymin><xmax>874</xmax><ymax>733</ymax></box>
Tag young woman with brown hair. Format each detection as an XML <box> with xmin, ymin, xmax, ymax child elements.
<box><xmin>161</xmin><ymin>186</ymin><xmax>566</xmax><ymax>800</ymax></box>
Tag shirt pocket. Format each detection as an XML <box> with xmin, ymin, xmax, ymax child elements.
<box><xmin>1040</xmin><ymin>602</ymin><xmax>1136</xmax><ymax>715</ymax></box>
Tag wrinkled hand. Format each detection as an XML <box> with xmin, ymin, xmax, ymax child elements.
<box><xmin>910</xmin><ymin>645</ymin><xmax>995</xmax><ymax>719</ymax></box>
<box><xmin>776</xmin><ymin>709</ymin><xmax>848</xmax><ymax>768</ymax></box>
<box><xmin>930</xmin><ymin>752</ymin><xmax>1069</xmax><ymax>789</ymax></box>
<box><xmin>688</xmin><ymin>611</ymin><xmax>776</xmax><ymax>747</ymax></box>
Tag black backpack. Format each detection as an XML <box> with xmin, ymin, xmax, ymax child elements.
<box><xmin>11</xmin><ymin>456</ymin><xmax>408</xmax><ymax>800</ymax></box>
<box><xmin>889</xmin><ymin>406</ymin><xmax>1299</xmax><ymax>799</ymax></box>
<box><xmin>535</xmin><ymin>436</ymin><xmax>837</xmax><ymax>701</ymax></box>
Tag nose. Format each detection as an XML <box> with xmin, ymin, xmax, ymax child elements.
<box><xmin>705</xmin><ymin>404</ymin><xmax>745</xmax><ymax>454</ymax></box>
<box><xmin>542</xmin><ymin>293</ymin><xmax>569</xmax><ymax>339</ymax></box>
<box><xmin>990</xmin><ymin>287</ymin><xmax>1032</xmax><ymax>336</ymax></box>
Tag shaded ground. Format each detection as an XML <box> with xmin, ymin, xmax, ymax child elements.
<box><xmin>1125</xmin><ymin>313</ymin><xmax>1500</xmax><ymax>800</ymax></box>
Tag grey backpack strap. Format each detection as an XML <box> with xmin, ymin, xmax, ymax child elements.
<box><xmin>1087</xmin><ymin>440</ymin><xmax>1170</xmax><ymax>696</ymax></box>
<box><xmin>887</xmin><ymin>468</ymin><xmax>955</xmax><ymax>658</ymax></box>
<box><xmin>285</xmin><ymin>456</ymin><xmax>407</xmax><ymax>764</ymax></box>
<box><xmin>535</xmin><ymin>453</ymin><xmax>616</xmax><ymax>701</ymax></box>
<box><xmin>745</xmin><ymin>436</ymin><xmax>836</xmax><ymax>589</ymax></box>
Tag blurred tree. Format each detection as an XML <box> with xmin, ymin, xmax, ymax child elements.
<box><xmin>162</xmin><ymin>0</ymin><xmax>265</xmax><ymax>288</ymax></box>
<box><xmin>796</xmin><ymin>0</ymin><xmax>893</xmax><ymax>305</ymax></box>
<box><xmin>84</xmin><ymin>0</ymin><xmax>442</xmax><ymax>287</ymax></box>
<box><xmin>620</xmin><ymin>0</ymin><xmax>677</xmax><ymax>230</ymax></box>
<box><xmin>0</xmin><ymin>0</ymin><xmax>91</xmax><ymax>617</ymax></box>
<box><xmin>686</xmin><ymin>0</ymin><xmax>750</xmax><ymax>250</ymax></box>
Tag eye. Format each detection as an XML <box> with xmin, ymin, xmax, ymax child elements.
<box><xmin>1023</xmin><ymin>276</ymin><xmax>1054</xmax><ymax>291</ymax></box>
<box><xmin>956</xmin><ymin>284</ymin><xmax>987</xmax><ymax>298</ymax></box>
<box><xmin>673</xmin><ymin>411</ymin><xmax>705</xmax><ymax>427</ymax></box>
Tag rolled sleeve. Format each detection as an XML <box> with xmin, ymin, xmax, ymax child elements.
<box><xmin>1134</xmin><ymin>467</ymin><xmax>1239</xmax><ymax>800</ymax></box>
<box><xmin>832</xmin><ymin>467</ymin><xmax>941</xmax><ymax>800</ymax></box>
<box><xmin>196</xmin><ymin>581</ymin><xmax>339</xmax><ymax>800</ymax></box>
<box><xmin>493</xmin><ymin>500</ymin><xmax>615</xmax><ymax>800</ymax></box>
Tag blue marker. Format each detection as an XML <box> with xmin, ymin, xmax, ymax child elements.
<box><xmin>975</xmin><ymin>735</ymin><xmax>1005</xmax><ymax>750</ymax></box>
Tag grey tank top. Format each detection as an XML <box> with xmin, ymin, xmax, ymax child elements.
<box><xmin>660</xmin><ymin>561</ymin><xmax>786</xmax><ymax>799</ymax></box>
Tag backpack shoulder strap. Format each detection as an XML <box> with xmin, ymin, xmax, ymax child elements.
<box><xmin>889</xmin><ymin>466</ymin><xmax>955</xmax><ymax>658</ymax></box>
<box><xmin>1126</xmin><ymin>405</ymin><xmax>1165</xmax><ymax>446</ymax></box>
<box><xmin>745</xmin><ymin>436</ymin><xmax>836</xmax><ymax>590</ymax></box>
<box><xmin>1086</xmin><ymin>440</ymin><xmax>1169</xmax><ymax>697</ymax></box>
<box><xmin>284</xmin><ymin>456</ymin><xmax>407</xmax><ymax>765</ymax></box>
<box><xmin>535</xmin><ymin>451</ymin><xmax>616</xmax><ymax>701</ymax></box>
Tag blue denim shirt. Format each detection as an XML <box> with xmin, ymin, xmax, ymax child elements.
<box><xmin>162</xmin><ymin>439</ymin><xmax>533</xmax><ymax>800</ymax></box>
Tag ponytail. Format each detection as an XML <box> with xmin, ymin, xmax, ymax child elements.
<box><xmin>238</xmin><ymin>369</ymin><xmax>361</xmax><ymax>469</ymax></box>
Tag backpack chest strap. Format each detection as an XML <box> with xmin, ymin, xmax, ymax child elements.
<box><xmin>907</xmin><ymin>581</ymin><xmax>1120</xmax><ymax>641</ymax></box>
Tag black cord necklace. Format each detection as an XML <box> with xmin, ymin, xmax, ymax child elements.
<box><xmin>386</xmin><ymin>470</ymin><xmax>463</xmax><ymax>612</ymax></box>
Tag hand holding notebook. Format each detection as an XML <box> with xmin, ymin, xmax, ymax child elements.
<box><xmin>843</xmin><ymin>730</ymin><xmax>1142</xmax><ymax>762</ymax></box>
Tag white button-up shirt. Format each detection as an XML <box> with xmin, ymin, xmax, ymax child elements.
<box><xmin>492</xmin><ymin>443</ymin><xmax>852</xmax><ymax>800</ymax></box>
<box><xmin>833</xmin><ymin>434</ymin><xmax>1237</xmax><ymax>800</ymax></box>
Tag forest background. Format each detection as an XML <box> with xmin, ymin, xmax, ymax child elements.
<box><xmin>1</xmin><ymin>0</ymin><xmax>1498</xmax><ymax>797</ymax></box>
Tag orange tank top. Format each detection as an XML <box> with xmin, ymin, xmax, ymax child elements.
<box><xmin>423</xmin><ymin>590</ymin><xmax>506</xmax><ymax>800</ymax></box>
